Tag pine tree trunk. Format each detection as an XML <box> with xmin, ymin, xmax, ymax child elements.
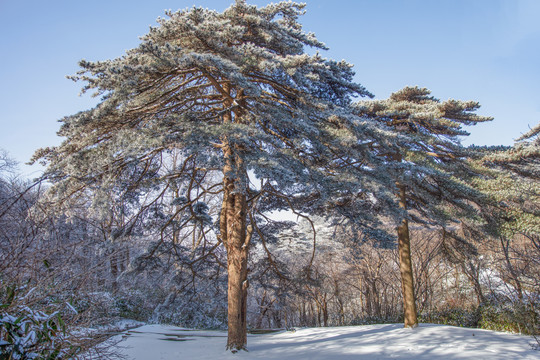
<box><xmin>397</xmin><ymin>183</ymin><xmax>418</xmax><ymax>328</ymax></box>
<box><xmin>218</xmin><ymin>82</ymin><xmax>251</xmax><ymax>351</ymax></box>
<box><xmin>226</xmin><ymin>237</ymin><xmax>248</xmax><ymax>351</ymax></box>
<box><xmin>221</xmin><ymin>139</ymin><xmax>250</xmax><ymax>351</ymax></box>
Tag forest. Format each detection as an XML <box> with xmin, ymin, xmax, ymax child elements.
<box><xmin>1</xmin><ymin>1</ymin><xmax>539</xmax><ymax>358</ymax></box>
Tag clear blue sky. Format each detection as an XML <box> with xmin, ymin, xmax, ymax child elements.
<box><xmin>1</xmin><ymin>0</ymin><xmax>539</xmax><ymax>178</ymax></box>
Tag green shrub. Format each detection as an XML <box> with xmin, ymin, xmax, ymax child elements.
<box><xmin>420</xmin><ymin>299</ymin><xmax>539</xmax><ymax>335</ymax></box>
<box><xmin>0</xmin><ymin>285</ymin><xmax>76</xmax><ymax>360</ymax></box>
<box><xmin>419</xmin><ymin>307</ymin><xmax>480</xmax><ymax>328</ymax></box>
<box><xmin>478</xmin><ymin>300</ymin><xmax>539</xmax><ymax>335</ymax></box>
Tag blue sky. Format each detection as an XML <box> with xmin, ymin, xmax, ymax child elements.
<box><xmin>1</xmin><ymin>0</ymin><xmax>539</xmax><ymax>178</ymax></box>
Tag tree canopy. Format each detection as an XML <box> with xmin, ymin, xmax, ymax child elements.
<box><xmin>32</xmin><ymin>0</ymin><xmax>395</xmax><ymax>350</ymax></box>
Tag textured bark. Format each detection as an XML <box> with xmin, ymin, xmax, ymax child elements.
<box><xmin>222</xmin><ymin>166</ymin><xmax>249</xmax><ymax>350</ymax></box>
<box><xmin>322</xmin><ymin>295</ymin><xmax>329</xmax><ymax>327</ymax></box>
<box><xmin>221</xmin><ymin>135</ymin><xmax>250</xmax><ymax>351</ymax></box>
<box><xmin>397</xmin><ymin>183</ymin><xmax>418</xmax><ymax>328</ymax></box>
<box><xmin>226</xmin><ymin>236</ymin><xmax>248</xmax><ymax>351</ymax></box>
<box><xmin>217</xmin><ymin>82</ymin><xmax>250</xmax><ymax>351</ymax></box>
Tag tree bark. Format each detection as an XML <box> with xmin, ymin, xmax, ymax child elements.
<box><xmin>222</xmin><ymin>151</ymin><xmax>250</xmax><ymax>350</ymax></box>
<box><xmin>226</xmin><ymin>235</ymin><xmax>249</xmax><ymax>351</ymax></box>
<box><xmin>221</xmin><ymin>142</ymin><xmax>250</xmax><ymax>351</ymax></box>
<box><xmin>218</xmin><ymin>82</ymin><xmax>251</xmax><ymax>351</ymax></box>
<box><xmin>397</xmin><ymin>183</ymin><xmax>418</xmax><ymax>328</ymax></box>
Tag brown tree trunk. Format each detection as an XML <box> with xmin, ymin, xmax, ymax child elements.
<box><xmin>397</xmin><ymin>183</ymin><xmax>418</xmax><ymax>328</ymax></box>
<box><xmin>226</xmin><ymin>237</ymin><xmax>249</xmax><ymax>351</ymax></box>
<box><xmin>322</xmin><ymin>294</ymin><xmax>328</xmax><ymax>327</ymax></box>
<box><xmin>316</xmin><ymin>302</ymin><xmax>322</xmax><ymax>327</ymax></box>
<box><xmin>221</xmin><ymin>143</ymin><xmax>250</xmax><ymax>351</ymax></box>
<box><xmin>372</xmin><ymin>280</ymin><xmax>381</xmax><ymax>317</ymax></box>
<box><xmin>218</xmin><ymin>83</ymin><xmax>252</xmax><ymax>351</ymax></box>
<box><xmin>301</xmin><ymin>301</ymin><xmax>307</xmax><ymax>326</ymax></box>
<box><xmin>255</xmin><ymin>291</ymin><xmax>267</xmax><ymax>329</ymax></box>
<box><xmin>309</xmin><ymin>302</ymin><xmax>315</xmax><ymax>326</ymax></box>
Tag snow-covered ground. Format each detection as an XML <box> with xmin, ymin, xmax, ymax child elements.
<box><xmin>112</xmin><ymin>323</ymin><xmax>538</xmax><ymax>359</ymax></box>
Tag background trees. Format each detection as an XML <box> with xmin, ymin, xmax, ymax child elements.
<box><xmin>354</xmin><ymin>86</ymin><xmax>493</xmax><ymax>327</ymax></box>
<box><xmin>464</xmin><ymin>120</ymin><xmax>540</xmax><ymax>336</ymax></box>
<box><xmin>0</xmin><ymin>151</ymin><xmax>128</xmax><ymax>358</ymax></box>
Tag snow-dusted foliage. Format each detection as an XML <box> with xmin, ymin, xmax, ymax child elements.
<box><xmin>354</xmin><ymin>87</ymin><xmax>494</xmax><ymax>327</ymax></box>
<box><xmin>31</xmin><ymin>0</ymin><xmax>394</xmax><ymax>230</ymax></box>
<box><xmin>464</xmin><ymin>122</ymin><xmax>540</xmax><ymax>310</ymax></box>
<box><xmin>30</xmin><ymin>0</ymin><xmax>398</xmax><ymax>350</ymax></box>
<box><xmin>474</xmin><ymin>120</ymin><xmax>540</xmax><ymax>238</ymax></box>
<box><xmin>354</xmin><ymin>86</ymin><xmax>494</xmax><ymax>227</ymax></box>
<box><xmin>11</xmin><ymin>0</ymin><xmax>537</xmax><ymax>353</ymax></box>
<box><xmin>0</xmin><ymin>305</ymin><xmax>69</xmax><ymax>359</ymax></box>
<box><xmin>0</xmin><ymin>284</ymin><xmax>74</xmax><ymax>360</ymax></box>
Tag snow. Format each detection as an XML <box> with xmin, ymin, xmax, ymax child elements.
<box><xmin>107</xmin><ymin>319</ymin><xmax>146</xmax><ymax>331</ymax></box>
<box><xmin>79</xmin><ymin>319</ymin><xmax>146</xmax><ymax>336</ymax></box>
<box><xmin>65</xmin><ymin>302</ymin><xmax>78</xmax><ymax>314</ymax></box>
<box><xmin>111</xmin><ymin>323</ymin><xmax>539</xmax><ymax>359</ymax></box>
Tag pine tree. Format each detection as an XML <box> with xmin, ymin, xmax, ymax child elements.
<box><xmin>32</xmin><ymin>1</ymin><xmax>383</xmax><ymax>350</ymax></box>
<box><xmin>484</xmin><ymin>121</ymin><xmax>540</xmax><ymax>178</ymax></box>
<box><xmin>470</xmin><ymin>121</ymin><xmax>540</xmax><ymax>299</ymax></box>
<box><xmin>354</xmin><ymin>87</ymin><xmax>493</xmax><ymax>327</ymax></box>
<box><xmin>474</xmin><ymin>119</ymin><xmax>540</xmax><ymax>238</ymax></box>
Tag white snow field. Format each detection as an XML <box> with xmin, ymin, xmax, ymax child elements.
<box><xmin>113</xmin><ymin>323</ymin><xmax>539</xmax><ymax>359</ymax></box>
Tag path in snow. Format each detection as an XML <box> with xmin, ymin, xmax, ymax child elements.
<box><xmin>113</xmin><ymin>323</ymin><xmax>538</xmax><ymax>359</ymax></box>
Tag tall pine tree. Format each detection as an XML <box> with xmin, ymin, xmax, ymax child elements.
<box><xmin>355</xmin><ymin>87</ymin><xmax>493</xmax><ymax>327</ymax></box>
<box><xmin>32</xmin><ymin>1</ymin><xmax>387</xmax><ymax>350</ymax></box>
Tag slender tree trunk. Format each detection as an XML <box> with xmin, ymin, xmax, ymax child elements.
<box><xmin>256</xmin><ymin>291</ymin><xmax>267</xmax><ymax>329</ymax></box>
<box><xmin>301</xmin><ymin>301</ymin><xmax>307</xmax><ymax>326</ymax></box>
<box><xmin>372</xmin><ymin>281</ymin><xmax>381</xmax><ymax>317</ymax></box>
<box><xmin>316</xmin><ymin>302</ymin><xmax>321</xmax><ymax>327</ymax></box>
<box><xmin>309</xmin><ymin>302</ymin><xmax>315</xmax><ymax>326</ymax></box>
<box><xmin>397</xmin><ymin>183</ymin><xmax>418</xmax><ymax>328</ymax></box>
<box><xmin>462</xmin><ymin>261</ymin><xmax>485</xmax><ymax>305</ymax></box>
<box><xmin>322</xmin><ymin>294</ymin><xmax>328</xmax><ymax>327</ymax></box>
<box><xmin>500</xmin><ymin>237</ymin><xmax>524</xmax><ymax>301</ymax></box>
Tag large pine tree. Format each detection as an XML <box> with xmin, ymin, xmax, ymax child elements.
<box><xmin>355</xmin><ymin>87</ymin><xmax>493</xmax><ymax>327</ymax></box>
<box><xmin>32</xmin><ymin>1</ymin><xmax>386</xmax><ymax>350</ymax></box>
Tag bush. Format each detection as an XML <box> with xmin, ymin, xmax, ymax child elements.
<box><xmin>478</xmin><ymin>300</ymin><xmax>539</xmax><ymax>335</ymax></box>
<box><xmin>420</xmin><ymin>299</ymin><xmax>539</xmax><ymax>336</ymax></box>
<box><xmin>0</xmin><ymin>285</ymin><xmax>75</xmax><ymax>360</ymax></box>
<box><xmin>349</xmin><ymin>314</ymin><xmax>403</xmax><ymax>326</ymax></box>
<box><xmin>419</xmin><ymin>307</ymin><xmax>480</xmax><ymax>328</ymax></box>
<box><xmin>114</xmin><ymin>289</ymin><xmax>155</xmax><ymax>322</ymax></box>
